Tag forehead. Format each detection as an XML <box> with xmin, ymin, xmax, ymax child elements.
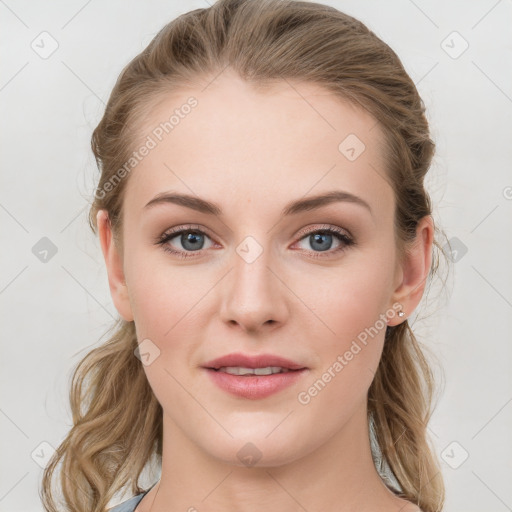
<box><xmin>123</xmin><ymin>71</ymin><xmax>393</xmax><ymax>220</ymax></box>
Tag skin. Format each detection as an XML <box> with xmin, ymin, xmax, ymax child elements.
<box><xmin>98</xmin><ymin>70</ymin><xmax>432</xmax><ymax>512</ymax></box>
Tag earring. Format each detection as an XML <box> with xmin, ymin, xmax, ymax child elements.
<box><xmin>398</xmin><ymin>310</ymin><xmax>405</xmax><ymax>317</ymax></box>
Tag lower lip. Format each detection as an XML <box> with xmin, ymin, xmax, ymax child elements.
<box><xmin>203</xmin><ymin>368</ymin><xmax>308</xmax><ymax>400</ymax></box>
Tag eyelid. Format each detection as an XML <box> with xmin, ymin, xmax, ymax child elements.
<box><xmin>296</xmin><ymin>223</ymin><xmax>353</xmax><ymax>240</ymax></box>
<box><xmin>156</xmin><ymin>223</ymin><xmax>352</xmax><ymax>243</ymax></box>
<box><xmin>155</xmin><ymin>224</ymin><xmax>215</xmax><ymax>243</ymax></box>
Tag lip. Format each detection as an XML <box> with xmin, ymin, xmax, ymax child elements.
<box><xmin>202</xmin><ymin>352</ymin><xmax>306</xmax><ymax>371</ymax></box>
<box><xmin>203</xmin><ymin>367</ymin><xmax>308</xmax><ymax>400</ymax></box>
<box><xmin>201</xmin><ymin>352</ymin><xmax>308</xmax><ymax>400</ymax></box>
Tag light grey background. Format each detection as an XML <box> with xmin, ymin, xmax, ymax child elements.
<box><xmin>1</xmin><ymin>1</ymin><xmax>511</xmax><ymax>511</ymax></box>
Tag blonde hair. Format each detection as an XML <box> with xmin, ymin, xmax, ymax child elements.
<box><xmin>41</xmin><ymin>1</ymin><xmax>447</xmax><ymax>510</ymax></box>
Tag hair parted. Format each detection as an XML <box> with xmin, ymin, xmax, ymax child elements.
<box><xmin>41</xmin><ymin>1</ymin><xmax>447</xmax><ymax>511</ymax></box>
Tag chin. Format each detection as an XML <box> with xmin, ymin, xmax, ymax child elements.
<box><xmin>201</xmin><ymin>431</ymin><xmax>308</xmax><ymax>469</ymax></box>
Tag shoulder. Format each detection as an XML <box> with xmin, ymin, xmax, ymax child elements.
<box><xmin>108</xmin><ymin>492</ymin><xmax>146</xmax><ymax>512</ymax></box>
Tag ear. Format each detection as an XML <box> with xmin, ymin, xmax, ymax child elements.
<box><xmin>388</xmin><ymin>215</ymin><xmax>434</xmax><ymax>326</ymax></box>
<box><xmin>96</xmin><ymin>210</ymin><xmax>134</xmax><ymax>322</ymax></box>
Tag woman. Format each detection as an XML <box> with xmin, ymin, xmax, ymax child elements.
<box><xmin>41</xmin><ymin>0</ymin><xmax>447</xmax><ymax>511</ymax></box>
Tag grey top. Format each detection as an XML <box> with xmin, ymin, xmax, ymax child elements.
<box><xmin>108</xmin><ymin>484</ymin><xmax>155</xmax><ymax>512</ymax></box>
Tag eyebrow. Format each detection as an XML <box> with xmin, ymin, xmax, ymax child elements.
<box><xmin>144</xmin><ymin>190</ymin><xmax>372</xmax><ymax>216</ymax></box>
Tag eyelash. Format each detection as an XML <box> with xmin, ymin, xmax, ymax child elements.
<box><xmin>155</xmin><ymin>224</ymin><xmax>355</xmax><ymax>260</ymax></box>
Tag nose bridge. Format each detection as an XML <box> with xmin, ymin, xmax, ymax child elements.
<box><xmin>219</xmin><ymin>233</ymin><xmax>287</xmax><ymax>330</ymax></box>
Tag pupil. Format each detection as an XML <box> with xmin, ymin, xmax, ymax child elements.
<box><xmin>311</xmin><ymin>233</ymin><xmax>332</xmax><ymax>252</ymax></box>
<box><xmin>182</xmin><ymin>232</ymin><xmax>203</xmax><ymax>251</ymax></box>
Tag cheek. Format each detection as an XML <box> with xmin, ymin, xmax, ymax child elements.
<box><xmin>291</xmin><ymin>250</ymin><xmax>395</xmax><ymax>398</ymax></box>
<box><xmin>295</xmin><ymin>253</ymin><xmax>394</xmax><ymax>342</ymax></box>
<box><xmin>292</xmin><ymin>267</ymin><xmax>391</xmax><ymax>436</ymax></box>
<box><xmin>127</xmin><ymin>263</ymin><xmax>209</xmax><ymax>409</ymax></box>
<box><xmin>125</xmin><ymin>247</ymin><xmax>206</xmax><ymax>339</ymax></box>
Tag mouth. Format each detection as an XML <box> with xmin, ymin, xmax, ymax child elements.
<box><xmin>207</xmin><ymin>366</ymin><xmax>302</xmax><ymax>375</ymax></box>
<box><xmin>202</xmin><ymin>352</ymin><xmax>307</xmax><ymax>372</ymax></box>
<box><xmin>201</xmin><ymin>352</ymin><xmax>308</xmax><ymax>399</ymax></box>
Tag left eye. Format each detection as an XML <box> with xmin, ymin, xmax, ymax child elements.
<box><xmin>295</xmin><ymin>229</ymin><xmax>349</xmax><ymax>252</ymax></box>
<box><xmin>299</xmin><ymin>231</ymin><xmax>339</xmax><ymax>252</ymax></box>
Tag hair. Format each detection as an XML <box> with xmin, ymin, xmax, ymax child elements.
<box><xmin>41</xmin><ymin>1</ymin><xmax>449</xmax><ymax>511</ymax></box>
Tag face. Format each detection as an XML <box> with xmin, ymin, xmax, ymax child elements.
<box><xmin>100</xmin><ymin>70</ymin><xmax>414</xmax><ymax>467</ymax></box>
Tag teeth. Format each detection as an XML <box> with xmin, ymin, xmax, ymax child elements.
<box><xmin>218</xmin><ymin>366</ymin><xmax>290</xmax><ymax>376</ymax></box>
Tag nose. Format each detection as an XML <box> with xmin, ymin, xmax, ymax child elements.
<box><xmin>219</xmin><ymin>239</ymin><xmax>289</xmax><ymax>334</ymax></box>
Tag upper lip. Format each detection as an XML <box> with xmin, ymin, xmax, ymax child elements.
<box><xmin>202</xmin><ymin>352</ymin><xmax>306</xmax><ymax>371</ymax></box>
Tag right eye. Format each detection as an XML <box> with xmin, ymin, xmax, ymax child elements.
<box><xmin>156</xmin><ymin>226</ymin><xmax>216</xmax><ymax>259</ymax></box>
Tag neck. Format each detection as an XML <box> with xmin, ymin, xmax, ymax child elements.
<box><xmin>142</xmin><ymin>401</ymin><xmax>406</xmax><ymax>512</ymax></box>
